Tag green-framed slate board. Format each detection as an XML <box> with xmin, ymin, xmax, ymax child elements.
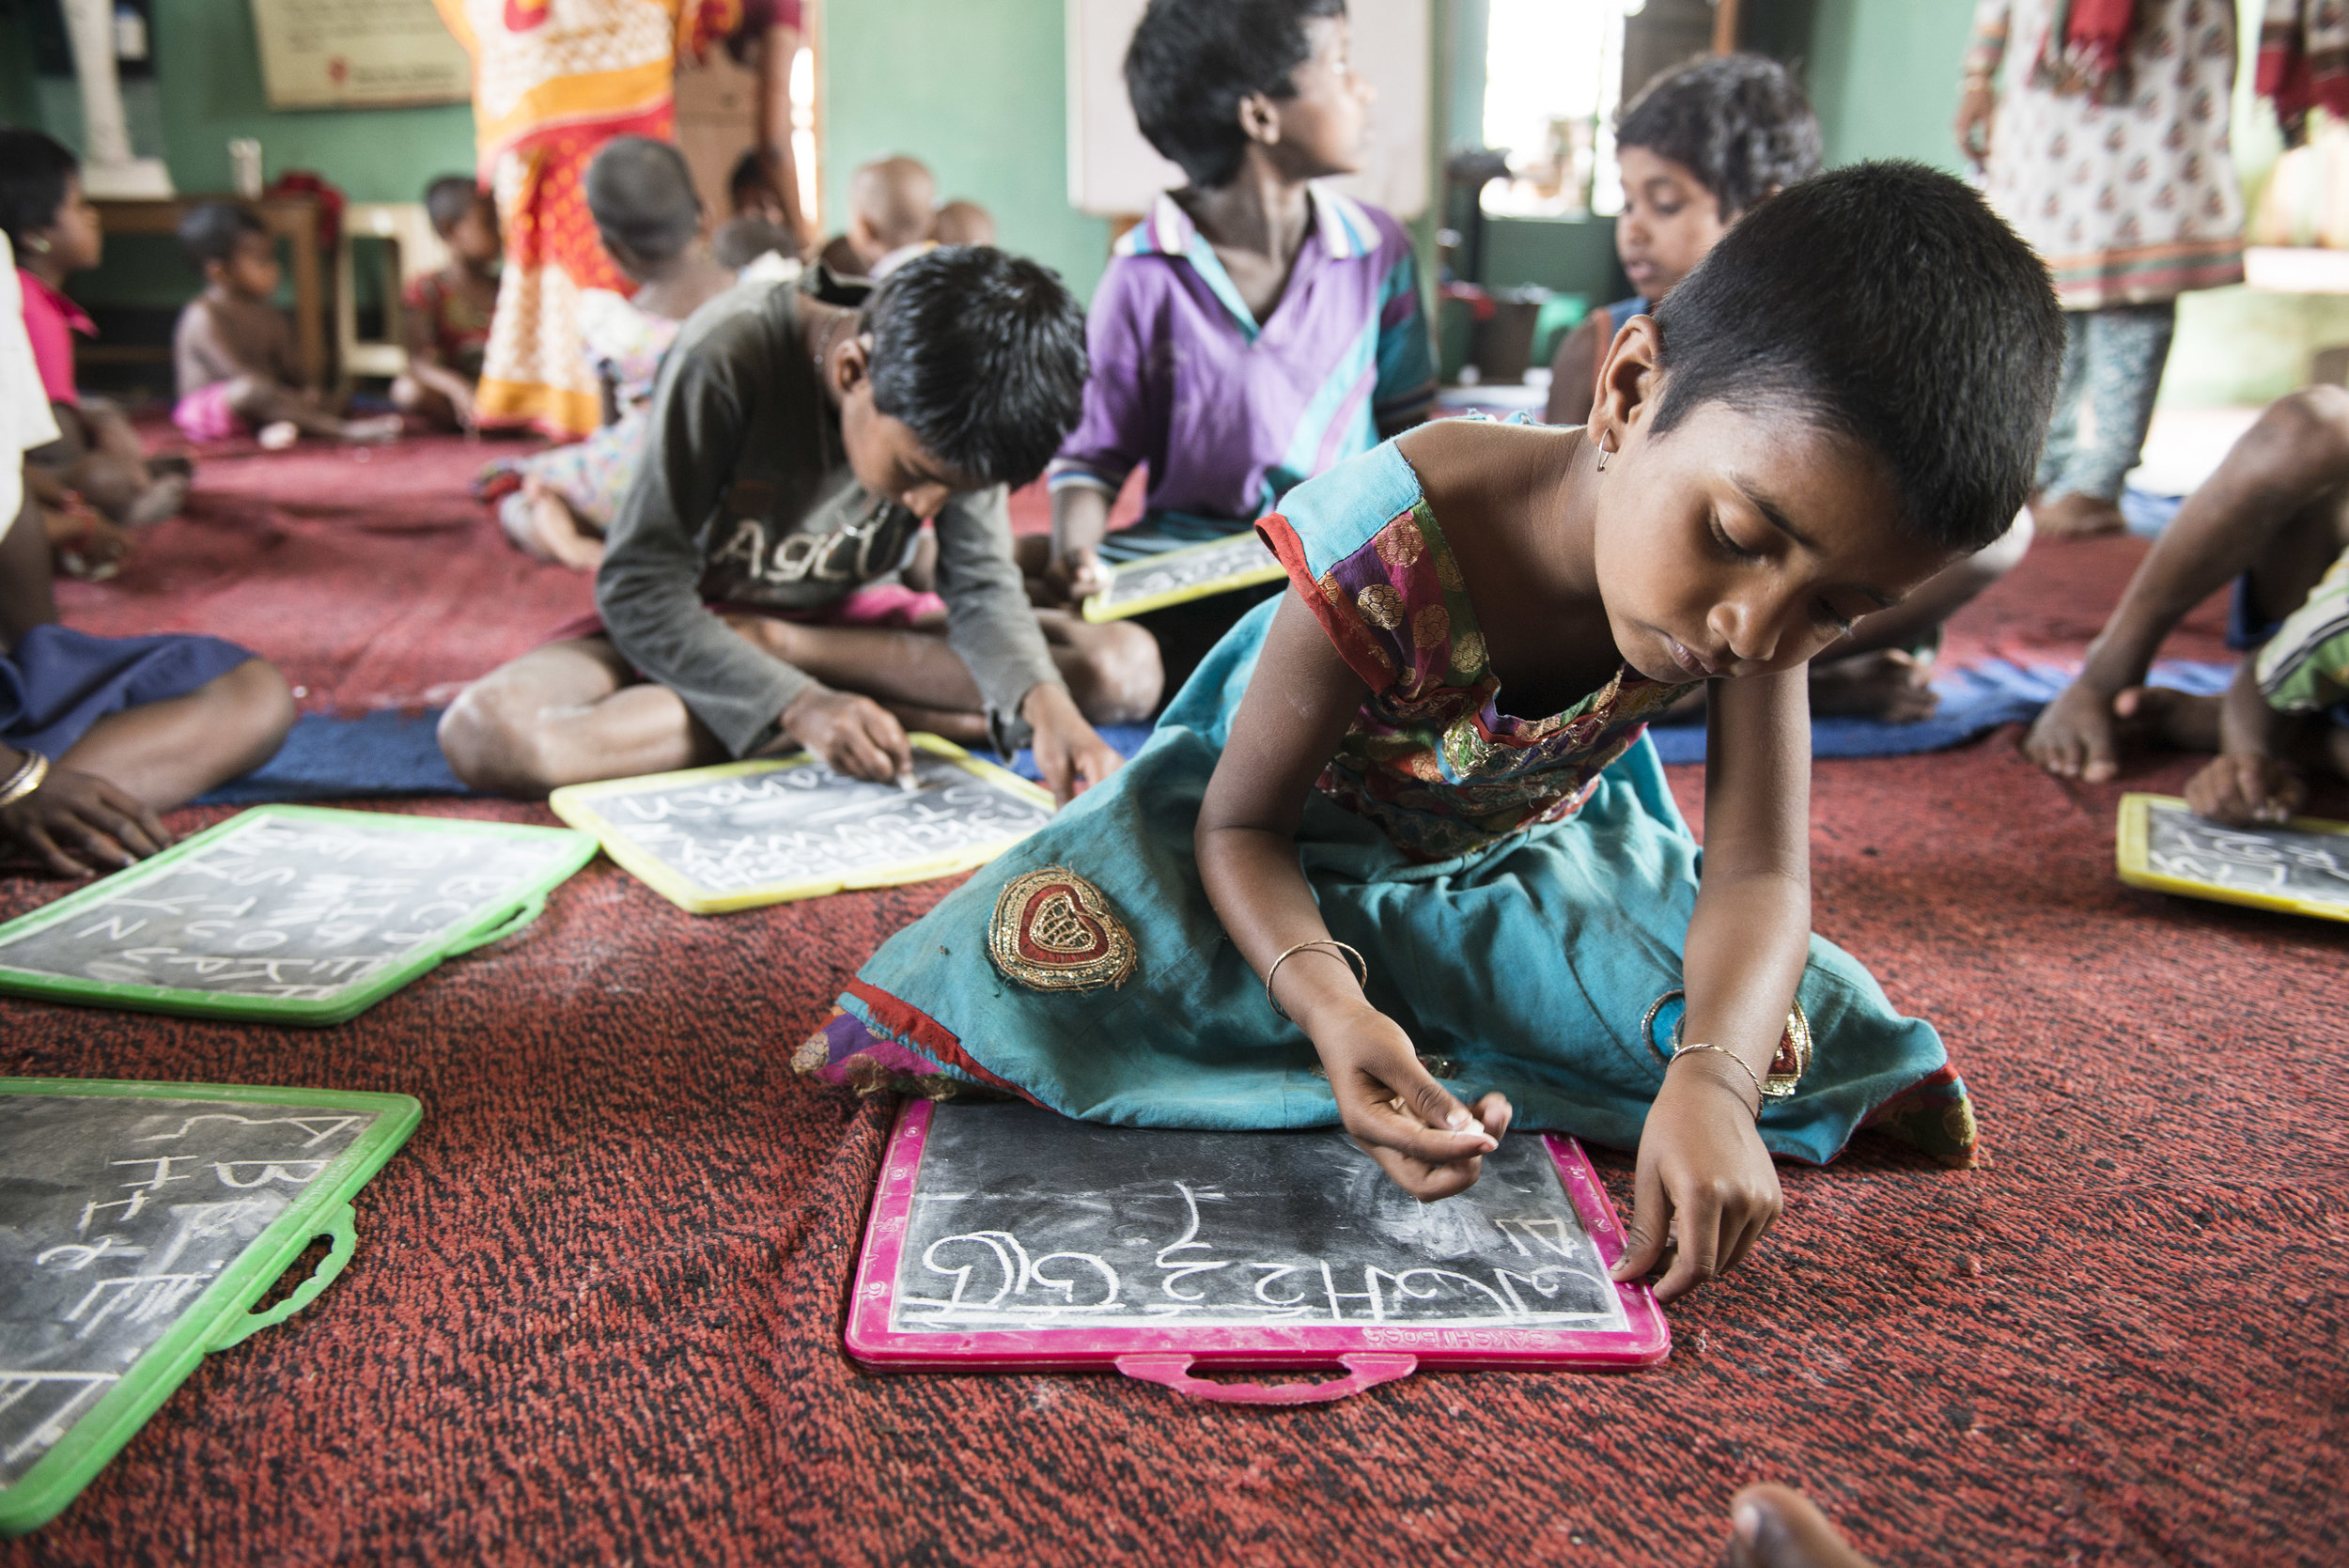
<box><xmin>0</xmin><ymin>1078</ymin><xmax>422</xmax><ymax>1535</ymax></box>
<box><xmin>0</xmin><ymin>806</ymin><xmax>596</xmax><ymax>1024</ymax></box>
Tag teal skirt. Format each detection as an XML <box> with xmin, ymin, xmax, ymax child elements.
<box><xmin>799</xmin><ymin>599</ymin><xmax>1978</xmax><ymax>1167</ymax></box>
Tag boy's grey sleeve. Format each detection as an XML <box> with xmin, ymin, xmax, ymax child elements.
<box><xmin>932</xmin><ymin>487</ymin><xmax>1066</xmax><ymax>753</ymax></box>
<box><xmin>595</xmin><ymin>344</ymin><xmax>814</xmax><ymax>758</ymax></box>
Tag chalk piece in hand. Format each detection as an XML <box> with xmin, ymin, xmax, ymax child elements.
<box><xmin>896</xmin><ymin>772</ymin><xmax>920</xmax><ymax>794</ymax></box>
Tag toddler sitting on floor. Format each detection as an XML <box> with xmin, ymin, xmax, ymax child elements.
<box><xmin>172</xmin><ymin>203</ymin><xmax>401</xmax><ymax>449</ymax></box>
<box><xmin>392</xmin><ymin>176</ymin><xmax>502</xmax><ymax>433</ymax></box>
<box><xmin>0</xmin><ymin>236</ymin><xmax>294</xmax><ymax>876</ymax></box>
<box><xmin>482</xmin><ymin>138</ymin><xmax>736</xmax><ymax>571</ymax></box>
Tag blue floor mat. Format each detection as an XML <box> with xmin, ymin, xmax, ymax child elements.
<box><xmin>195</xmin><ymin>664</ymin><xmax>2238</xmax><ymax>806</ymax></box>
<box><xmin>1643</xmin><ymin>658</ymin><xmax>2232</xmax><ymax>764</ymax></box>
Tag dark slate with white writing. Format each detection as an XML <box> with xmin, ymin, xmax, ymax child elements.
<box><xmin>2143</xmin><ymin>801</ymin><xmax>2349</xmax><ymax>911</ymax></box>
<box><xmin>0</xmin><ymin>1094</ymin><xmax>377</xmax><ymax>1487</ymax></box>
<box><xmin>888</xmin><ymin>1102</ymin><xmax>1627</xmax><ymax>1333</ymax></box>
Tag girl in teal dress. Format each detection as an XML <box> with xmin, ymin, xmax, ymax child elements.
<box><xmin>797</xmin><ymin>164</ymin><xmax>2065</xmax><ymax>1302</ymax></box>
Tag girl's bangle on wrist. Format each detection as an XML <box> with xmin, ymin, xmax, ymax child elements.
<box><xmin>0</xmin><ymin>750</ymin><xmax>51</xmax><ymax>808</ymax></box>
<box><xmin>1667</xmin><ymin>1044</ymin><xmax>1763</xmax><ymax>1118</ymax></box>
<box><xmin>1265</xmin><ymin>939</ymin><xmax>1368</xmax><ymax>1022</ymax></box>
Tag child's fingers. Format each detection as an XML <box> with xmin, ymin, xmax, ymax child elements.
<box><xmin>870</xmin><ymin>708</ymin><xmax>914</xmax><ymax>780</ymax></box>
<box><xmin>1610</xmin><ymin>1160</ymin><xmax>1672</xmax><ymax>1284</ymax></box>
<box><xmin>75</xmin><ymin>800</ymin><xmax>159</xmax><ymax>861</ymax></box>
<box><xmin>1718</xmin><ymin>1201</ymin><xmax>1778</xmax><ymax>1278</ymax></box>
<box><xmin>1361</xmin><ymin>1141</ymin><xmax>1486</xmax><ymax>1202</ymax></box>
<box><xmin>20</xmin><ymin>822</ymin><xmax>93</xmax><ymax>878</ymax></box>
<box><xmin>1354</xmin><ymin>1091</ymin><xmax>1498</xmax><ymax>1166</ymax></box>
<box><xmin>1471</xmin><ymin>1091</ymin><xmax>1514</xmax><ymax>1141</ymax></box>
<box><xmin>89</xmin><ymin>784</ymin><xmax>167</xmax><ymax>857</ymax></box>
<box><xmin>1651</xmin><ymin>1193</ymin><xmax>1725</xmax><ymax>1302</ymax></box>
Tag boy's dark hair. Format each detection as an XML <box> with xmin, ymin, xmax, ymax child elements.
<box><xmin>1617</xmin><ymin>54</ymin><xmax>1821</xmax><ymax>220</ymax></box>
<box><xmin>1651</xmin><ymin>162</ymin><xmax>2062</xmax><ymax>555</ymax></box>
<box><xmin>728</xmin><ymin>149</ymin><xmax>768</xmax><ymax>204</ymax></box>
<box><xmin>0</xmin><ymin>127</ymin><xmax>79</xmax><ymax>255</ymax></box>
<box><xmin>1125</xmin><ymin>0</ymin><xmax>1346</xmax><ymax>189</ymax></box>
<box><xmin>584</xmin><ymin>136</ymin><xmax>702</xmax><ymax>264</ymax></box>
<box><xmin>863</xmin><ymin>246</ymin><xmax>1088</xmax><ymax>489</ymax></box>
<box><xmin>424</xmin><ymin>176</ymin><xmax>483</xmax><ymax>235</ymax></box>
<box><xmin>177</xmin><ymin>201</ymin><xmax>267</xmax><ymax>270</ymax></box>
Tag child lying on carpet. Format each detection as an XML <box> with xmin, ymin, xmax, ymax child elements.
<box><xmin>482</xmin><ymin>138</ymin><xmax>738</xmax><ymax>571</ymax></box>
<box><xmin>799</xmin><ymin>164</ymin><xmax>2061</xmax><ymax>1303</ymax></box>
<box><xmin>1548</xmin><ymin>54</ymin><xmax>2034</xmax><ymax>724</ymax></box>
<box><xmin>1031</xmin><ymin>0</ymin><xmax>1435</xmax><ymax>608</ymax></box>
<box><xmin>1</xmin><ymin>129</ymin><xmax>190</xmax><ymax>577</ymax></box>
<box><xmin>0</xmin><ymin>237</ymin><xmax>294</xmax><ymax>876</ymax></box>
<box><xmin>391</xmin><ymin>176</ymin><xmax>501</xmax><ymax>433</ymax></box>
<box><xmin>2025</xmin><ymin>388</ymin><xmax>2349</xmax><ymax>824</ymax></box>
<box><xmin>172</xmin><ymin>203</ymin><xmax>402</xmax><ymax>449</ymax></box>
<box><xmin>439</xmin><ymin>245</ymin><xmax>1159</xmax><ymax>804</ymax></box>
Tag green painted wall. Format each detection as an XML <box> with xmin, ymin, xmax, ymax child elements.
<box><xmin>1802</xmin><ymin>0</ymin><xmax>1974</xmax><ymax>174</ymax></box>
<box><xmin>820</xmin><ymin>0</ymin><xmax>1112</xmax><ymax>303</ymax></box>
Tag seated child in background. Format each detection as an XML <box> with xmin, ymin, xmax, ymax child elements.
<box><xmin>2024</xmin><ymin>387</ymin><xmax>2349</xmax><ymax>823</ymax></box>
<box><xmin>728</xmin><ymin>148</ymin><xmax>795</xmax><ymax>235</ymax></box>
<box><xmin>1</xmin><ymin>129</ymin><xmax>188</xmax><ymax>575</ymax></box>
<box><xmin>1034</xmin><ymin>0</ymin><xmax>1435</xmax><ymax>606</ymax></box>
<box><xmin>482</xmin><ymin>138</ymin><xmax>736</xmax><ymax>571</ymax></box>
<box><xmin>1548</xmin><ymin>54</ymin><xmax>2031</xmax><ymax>722</ymax></box>
<box><xmin>0</xmin><ymin>236</ymin><xmax>294</xmax><ymax>876</ymax></box>
<box><xmin>439</xmin><ymin>246</ymin><xmax>1160</xmax><ymax>804</ymax></box>
<box><xmin>802</xmin><ymin>165</ymin><xmax>2061</xmax><ymax>1304</ymax></box>
<box><xmin>391</xmin><ymin>176</ymin><xmax>501</xmax><ymax>432</ymax></box>
<box><xmin>816</xmin><ymin>156</ymin><xmax>938</xmax><ymax>280</ymax></box>
<box><xmin>930</xmin><ymin>199</ymin><xmax>997</xmax><ymax>247</ymax></box>
<box><xmin>714</xmin><ymin>216</ymin><xmax>801</xmax><ymax>272</ymax></box>
<box><xmin>172</xmin><ymin>203</ymin><xmax>402</xmax><ymax>448</ymax></box>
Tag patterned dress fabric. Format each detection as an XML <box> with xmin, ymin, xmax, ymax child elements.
<box><xmin>486</xmin><ymin>288</ymin><xmax>682</xmax><ymax>545</ymax></box>
<box><xmin>1969</xmin><ymin>0</ymin><xmax>2245</xmax><ymax>309</ymax></box>
<box><xmin>796</xmin><ymin>437</ymin><xmax>1980</xmax><ymax>1171</ymax></box>
<box><xmin>432</xmin><ymin>0</ymin><xmax>746</xmax><ymax>437</ymax></box>
<box><xmin>401</xmin><ymin>269</ymin><xmax>495</xmax><ymax>383</ymax></box>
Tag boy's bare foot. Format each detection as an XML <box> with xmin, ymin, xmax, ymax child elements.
<box><xmin>1809</xmin><ymin>648</ymin><xmax>1939</xmax><ymax>722</ymax></box>
<box><xmin>1727</xmin><ymin>1484</ymin><xmax>1879</xmax><ymax>1568</ymax></box>
<box><xmin>339</xmin><ymin>414</ymin><xmax>405</xmax><ymax>444</ymax></box>
<box><xmin>122</xmin><ymin>474</ymin><xmax>190</xmax><ymax>528</ymax></box>
<box><xmin>2111</xmin><ymin>684</ymin><xmax>2222</xmax><ymax>753</ymax></box>
<box><xmin>257</xmin><ymin>420</ymin><xmax>300</xmax><ymax>451</ymax></box>
<box><xmin>2032</xmin><ymin>490</ymin><xmax>2126</xmax><ymax>537</ymax></box>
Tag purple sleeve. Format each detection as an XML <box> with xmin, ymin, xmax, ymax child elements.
<box><xmin>1046</xmin><ymin>259</ymin><xmax>1166</xmax><ymax>497</ymax></box>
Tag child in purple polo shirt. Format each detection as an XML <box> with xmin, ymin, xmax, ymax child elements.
<box><xmin>1031</xmin><ymin>0</ymin><xmax>1435</xmax><ymax>607</ymax></box>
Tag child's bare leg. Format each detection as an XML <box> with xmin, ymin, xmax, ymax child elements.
<box><xmin>437</xmin><ymin>638</ymin><xmax>724</xmax><ymax>797</ymax></box>
<box><xmin>737</xmin><ymin>613</ymin><xmax>1161</xmax><ymax>727</ymax></box>
<box><xmin>221</xmin><ymin>376</ymin><xmax>399</xmax><ymax>443</ymax></box>
<box><xmin>57</xmin><ymin>659</ymin><xmax>296</xmax><ymax>810</ymax></box>
<box><xmin>524</xmin><ymin>479</ymin><xmax>606</xmax><ymax>572</ymax></box>
<box><xmin>1726</xmin><ymin>1485</ymin><xmax>1878</xmax><ymax>1568</ymax></box>
<box><xmin>2027</xmin><ymin>388</ymin><xmax>2349</xmax><ymax>781</ymax></box>
<box><xmin>391</xmin><ymin>374</ymin><xmax>459</xmax><ymax>430</ymax></box>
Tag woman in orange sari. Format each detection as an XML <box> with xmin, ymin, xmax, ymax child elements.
<box><xmin>433</xmin><ymin>0</ymin><xmax>805</xmax><ymax>437</ymax></box>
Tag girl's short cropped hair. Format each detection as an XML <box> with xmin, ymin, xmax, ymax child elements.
<box><xmin>0</xmin><ymin>127</ymin><xmax>78</xmax><ymax>255</ymax></box>
<box><xmin>177</xmin><ymin>202</ymin><xmax>266</xmax><ymax>269</ymax></box>
<box><xmin>1617</xmin><ymin>54</ymin><xmax>1822</xmax><ymax>220</ymax></box>
<box><xmin>1125</xmin><ymin>0</ymin><xmax>1346</xmax><ymax>190</ymax></box>
<box><xmin>584</xmin><ymin>136</ymin><xmax>703</xmax><ymax>264</ymax></box>
<box><xmin>1650</xmin><ymin>162</ymin><xmax>2063</xmax><ymax>555</ymax></box>
<box><xmin>424</xmin><ymin>176</ymin><xmax>483</xmax><ymax>235</ymax></box>
<box><xmin>863</xmin><ymin>246</ymin><xmax>1089</xmax><ymax>490</ymax></box>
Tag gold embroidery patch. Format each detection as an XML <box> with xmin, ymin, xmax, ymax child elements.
<box><xmin>988</xmin><ymin>866</ymin><xmax>1138</xmax><ymax>992</ymax></box>
<box><xmin>1411</xmin><ymin>604</ymin><xmax>1450</xmax><ymax>651</ymax></box>
<box><xmin>1357</xmin><ymin>583</ymin><xmax>1405</xmax><ymax>629</ymax></box>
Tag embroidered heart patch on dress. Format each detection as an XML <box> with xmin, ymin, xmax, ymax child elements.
<box><xmin>988</xmin><ymin>866</ymin><xmax>1137</xmax><ymax>992</ymax></box>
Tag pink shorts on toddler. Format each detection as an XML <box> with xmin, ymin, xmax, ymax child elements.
<box><xmin>172</xmin><ymin>381</ymin><xmax>251</xmax><ymax>443</ymax></box>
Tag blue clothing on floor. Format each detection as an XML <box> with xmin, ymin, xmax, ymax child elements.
<box><xmin>2</xmin><ymin>623</ymin><xmax>255</xmax><ymax>760</ymax></box>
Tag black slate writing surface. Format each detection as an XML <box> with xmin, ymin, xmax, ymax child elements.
<box><xmin>888</xmin><ymin>1102</ymin><xmax>1628</xmax><ymax>1333</ymax></box>
<box><xmin>2140</xmin><ymin>801</ymin><xmax>2349</xmax><ymax>911</ymax></box>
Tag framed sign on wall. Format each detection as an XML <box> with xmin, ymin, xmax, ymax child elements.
<box><xmin>248</xmin><ymin>0</ymin><xmax>472</xmax><ymax>111</ymax></box>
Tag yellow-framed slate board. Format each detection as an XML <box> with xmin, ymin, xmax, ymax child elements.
<box><xmin>548</xmin><ymin>736</ymin><xmax>1055</xmax><ymax>914</ymax></box>
<box><xmin>2116</xmin><ymin>792</ymin><xmax>2349</xmax><ymax>922</ymax></box>
<box><xmin>1081</xmin><ymin>532</ymin><xmax>1286</xmax><ymax>622</ymax></box>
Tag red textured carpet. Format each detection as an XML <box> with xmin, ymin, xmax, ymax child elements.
<box><xmin>4</xmin><ymin>440</ymin><xmax>2343</xmax><ymax>1567</ymax></box>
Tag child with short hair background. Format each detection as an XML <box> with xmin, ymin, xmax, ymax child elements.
<box><xmin>1035</xmin><ymin>0</ymin><xmax>1435</xmax><ymax>608</ymax></box>
<box><xmin>481</xmin><ymin>137</ymin><xmax>736</xmax><ymax>571</ymax></box>
<box><xmin>0</xmin><ymin>128</ymin><xmax>190</xmax><ymax>576</ymax></box>
<box><xmin>439</xmin><ymin>245</ymin><xmax>1159</xmax><ymax>805</ymax></box>
<box><xmin>816</xmin><ymin>156</ymin><xmax>940</xmax><ymax>280</ymax></box>
<box><xmin>1547</xmin><ymin>54</ymin><xmax>2032</xmax><ymax>723</ymax></box>
<box><xmin>803</xmin><ymin>163</ymin><xmax>2061</xmax><ymax>1305</ymax></box>
<box><xmin>172</xmin><ymin>203</ymin><xmax>402</xmax><ymax>447</ymax></box>
<box><xmin>392</xmin><ymin>175</ymin><xmax>502</xmax><ymax>432</ymax></box>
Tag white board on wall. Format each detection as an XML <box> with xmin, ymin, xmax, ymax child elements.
<box><xmin>1066</xmin><ymin>0</ymin><xmax>1429</xmax><ymax>220</ymax></box>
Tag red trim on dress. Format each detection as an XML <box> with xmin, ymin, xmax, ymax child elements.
<box><xmin>843</xmin><ymin>979</ymin><xmax>1034</xmax><ymax>1100</ymax></box>
<box><xmin>1255</xmin><ymin>513</ymin><xmax>1403</xmax><ymax>695</ymax></box>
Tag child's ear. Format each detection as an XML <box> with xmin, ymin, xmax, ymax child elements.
<box><xmin>1237</xmin><ymin>90</ymin><xmax>1281</xmax><ymax>148</ymax></box>
<box><xmin>1588</xmin><ymin>314</ymin><xmax>1662</xmax><ymax>454</ymax></box>
<box><xmin>829</xmin><ymin>333</ymin><xmax>873</xmax><ymax>396</ymax></box>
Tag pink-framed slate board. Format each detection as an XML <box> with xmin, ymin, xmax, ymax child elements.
<box><xmin>845</xmin><ymin>1100</ymin><xmax>1669</xmax><ymax>1403</ymax></box>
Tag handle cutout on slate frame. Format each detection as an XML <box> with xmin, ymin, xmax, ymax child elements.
<box><xmin>210</xmin><ymin>1203</ymin><xmax>357</xmax><ymax>1350</ymax></box>
<box><xmin>1114</xmin><ymin>1353</ymin><xmax>1417</xmax><ymax>1405</ymax></box>
<box><xmin>448</xmin><ymin>895</ymin><xmax>546</xmax><ymax>956</ymax></box>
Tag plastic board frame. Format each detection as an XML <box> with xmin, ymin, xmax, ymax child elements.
<box><xmin>1080</xmin><ymin>534</ymin><xmax>1287</xmax><ymax>623</ymax></box>
<box><xmin>548</xmin><ymin>735</ymin><xmax>1055</xmax><ymax>915</ymax></box>
<box><xmin>0</xmin><ymin>806</ymin><xmax>596</xmax><ymax>1024</ymax></box>
<box><xmin>0</xmin><ymin>1078</ymin><xmax>421</xmax><ymax>1535</ymax></box>
<box><xmin>2115</xmin><ymin>792</ymin><xmax>2349</xmax><ymax>923</ymax></box>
